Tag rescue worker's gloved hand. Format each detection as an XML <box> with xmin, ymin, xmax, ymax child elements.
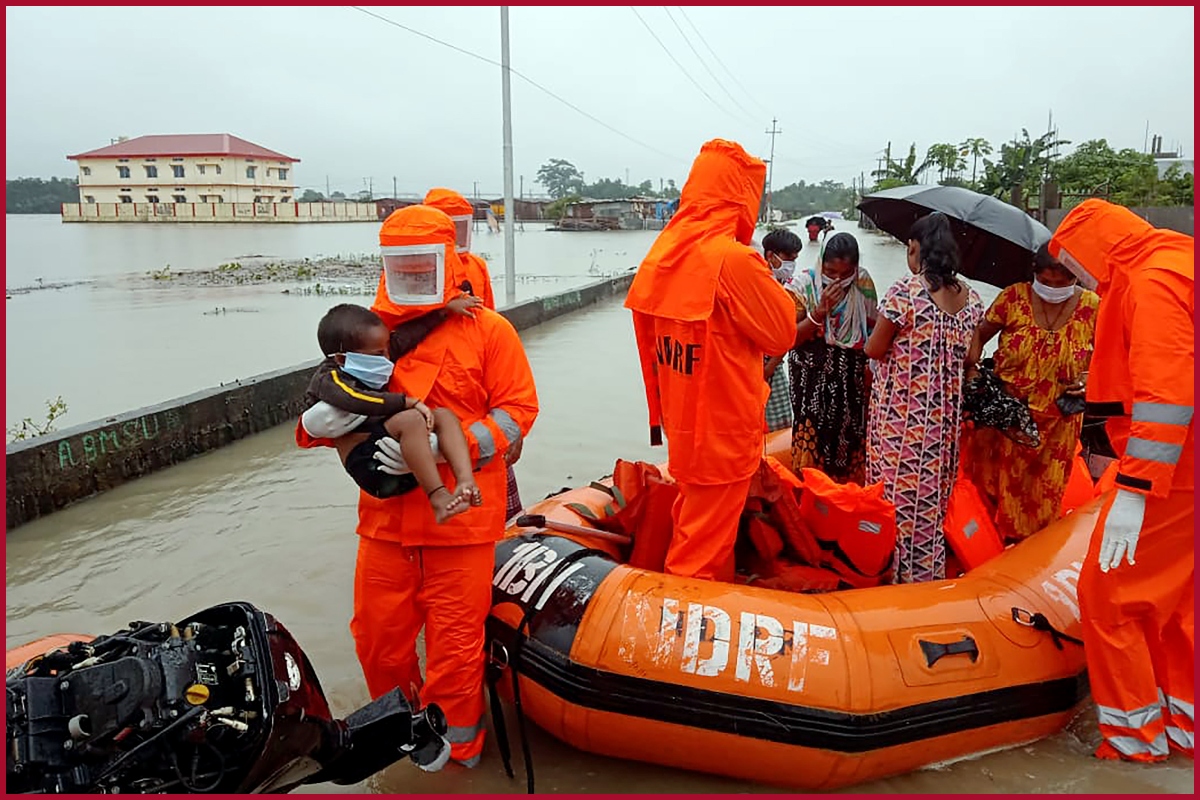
<box><xmin>1097</xmin><ymin>488</ymin><xmax>1147</xmax><ymax>572</ymax></box>
<box><xmin>373</xmin><ymin>434</ymin><xmax>442</xmax><ymax>475</ymax></box>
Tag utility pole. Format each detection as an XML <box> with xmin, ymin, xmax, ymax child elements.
<box><xmin>325</xmin><ymin>175</ymin><xmax>330</xmax><ymax>198</ymax></box>
<box><xmin>625</xmin><ymin>167</ymin><xmax>630</xmax><ymax>187</ymax></box>
<box><xmin>764</xmin><ymin>118</ymin><xmax>781</xmax><ymax>222</ymax></box>
<box><xmin>520</xmin><ymin>174</ymin><xmax>524</xmax><ymax>200</ymax></box>
<box><xmin>500</xmin><ymin>6</ymin><xmax>516</xmax><ymax>307</ymax></box>
<box><xmin>393</xmin><ymin>176</ymin><xmax>397</xmax><ymax>199</ymax></box>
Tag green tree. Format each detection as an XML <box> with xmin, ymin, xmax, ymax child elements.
<box><xmin>925</xmin><ymin>143</ymin><xmax>966</xmax><ymax>184</ymax></box>
<box><xmin>6</xmin><ymin>177</ymin><xmax>80</xmax><ymax>213</ymax></box>
<box><xmin>1056</xmin><ymin>139</ymin><xmax>1194</xmax><ymax>207</ymax></box>
<box><xmin>978</xmin><ymin>128</ymin><xmax>1070</xmax><ymax>207</ymax></box>
<box><xmin>298</xmin><ymin>189</ymin><xmax>325</xmax><ymax>202</ymax></box>
<box><xmin>536</xmin><ymin>159</ymin><xmax>585</xmax><ymax>199</ymax></box>
<box><xmin>871</xmin><ymin>143</ymin><xmax>931</xmax><ymax>188</ymax></box>
<box><xmin>771</xmin><ymin>179</ymin><xmax>856</xmax><ymax>216</ymax></box>
<box><xmin>544</xmin><ymin>194</ymin><xmax>581</xmax><ymax>220</ymax></box>
<box><xmin>958</xmin><ymin>137</ymin><xmax>994</xmax><ymax>186</ymax></box>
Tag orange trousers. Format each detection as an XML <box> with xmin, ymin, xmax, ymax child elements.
<box><xmin>664</xmin><ymin>478</ymin><xmax>753</xmax><ymax>582</ymax></box>
<box><xmin>1078</xmin><ymin>488</ymin><xmax>1195</xmax><ymax>762</ymax></box>
<box><xmin>350</xmin><ymin>537</ymin><xmax>494</xmax><ymax>765</ymax></box>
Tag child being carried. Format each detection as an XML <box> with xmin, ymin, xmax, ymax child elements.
<box><xmin>301</xmin><ymin>300</ymin><xmax>482</xmax><ymax>523</ymax></box>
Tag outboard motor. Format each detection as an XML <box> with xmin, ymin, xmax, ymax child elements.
<box><xmin>6</xmin><ymin>602</ymin><xmax>449</xmax><ymax>793</ymax></box>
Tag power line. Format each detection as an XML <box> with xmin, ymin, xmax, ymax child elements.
<box><xmin>350</xmin><ymin>6</ymin><xmax>685</xmax><ymax>163</ymax></box>
<box><xmin>676</xmin><ymin>7</ymin><xmax>771</xmax><ymax>118</ymax></box>
<box><xmin>661</xmin><ymin>6</ymin><xmax>758</xmax><ymax>125</ymax></box>
<box><xmin>629</xmin><ymin>6</ymin><xmax>748</xmax><ymax>129</ymax></box>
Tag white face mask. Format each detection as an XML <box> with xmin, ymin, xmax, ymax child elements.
<box><xmin>1032</xmin><ymin>277</ymin><xmax>1076</xmax><ymax>304</ymax></box>
<box><xmin>773</xmin><ymin>260</ymin><xmax>796</xmax><ymax>283</ymax></box>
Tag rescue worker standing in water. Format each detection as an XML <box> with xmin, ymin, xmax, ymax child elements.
<box><xmin>353</xmin><ymin>204</ymin><xmax>539</xmax><ymax>769</ymax></box>
<box><xmin>423</xmin><ymin>187</ymin><xmax>527</xmax><ymax>521</ymax></box>
<box><xmin>1049</xmin><ymin>198</ymin><xmax>1194</xmax><ymax>763</ymax></box>
<box><xmin>625</xmin><ymin>139</ymin><xmax>797</xmax><ymax>582</ymax></box>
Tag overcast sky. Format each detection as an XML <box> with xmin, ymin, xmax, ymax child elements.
<box><xmin>5</xmin><ymin>5</ymin><xmax>1194</xmax><ymax>197</ymax></box>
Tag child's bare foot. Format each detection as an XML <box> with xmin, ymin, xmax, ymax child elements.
<box><xmin>429</xmin><ymin>486</ymin><xmax>469</xmax><ymax>524</ymax></box>
<box><xmin>453</xmin><ymin>478</ymin><xmax>483</xmax><ymax>508</ymax></box>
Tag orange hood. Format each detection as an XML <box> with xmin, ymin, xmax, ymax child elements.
<box><xmin>371</xmin><ymin>204</ymin><xmax>469</xmax><ymax>328</ymax></box>
<box><xmin>1049</xmin><ymin>198</ymin><xmax>1194</xmax><ymax>292</ymax></box>
<box><xmin>625</xmin><ymin>139</ymin><xmax>766</xmax><ymax>320</ymax></box>
<box><xmin>424</xmin><ymin>187</ymin><xmax>475</xmax><ymax>218</ymax></box>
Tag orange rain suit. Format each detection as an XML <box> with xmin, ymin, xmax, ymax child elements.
<box><xmin>424</xmin><ymin>187</ymin><xmax>496</xmax><ymax>310</ymax></box>
<box><xmin>1049</xmin><ymin>199</ymin><xmax>1194</xmax><ymax>763</ymax></box>
<box><xmin>318</xmin><ymin>205</ymin><xmax>537</xmax><ymax>767</ymax></box>
<box><xmin>624</xmin><ymin>139</ymin><xmax>796</xmax><ymax>581</ymax></box>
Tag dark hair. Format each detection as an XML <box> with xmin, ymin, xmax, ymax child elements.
<box><xmin>822</xmin><ymin>232</ymin><xmax>859</xmax><ymax>266</ymax></box>
<box><xmin>909</xmin><ymin>212</ymin><xmax>960</xmax><ymax>291</ymax></box>
<box><xmin>317</xmin><ymin>303</ymin><xmax>386</xmax><ymax>355</ymax></box>
<box><xmin>762</xmin><ymin>228</ymin><xmax>803</xmax><ymax>256</ymax></box>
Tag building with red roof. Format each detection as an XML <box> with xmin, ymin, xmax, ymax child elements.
<box><xmin>67</xmin><ymin>133</ymin><xmax>300</xmax><ymax>205</ymax></box>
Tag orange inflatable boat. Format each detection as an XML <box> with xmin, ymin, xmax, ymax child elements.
<box><xmin>487</xmin><ymin>432</ymin><xmax>1096</xmax><ymax>791</ymax></box>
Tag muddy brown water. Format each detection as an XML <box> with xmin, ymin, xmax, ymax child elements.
<box><xmin>5</xmin><ymin>221</ymin><xmax>1192</xmax><ymax>793</ymax></box>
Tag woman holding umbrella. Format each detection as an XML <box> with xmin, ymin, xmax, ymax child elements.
<box><xmin>963</xmin><ymin>243</ymin><xmax>1099</xmax><ymax>541</ymax></box>
<box><xmin>864</xmin><ymin>212</ymin><xmax>984</xmax><ymax>584</ymax></box>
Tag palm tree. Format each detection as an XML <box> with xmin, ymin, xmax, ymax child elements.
<box><xmin>925</xmin><ymin>143</ymin><xmax>967</xmax><ymax>183</ymax></box>
<box><xmin>958</xmin><ymin>137</ymin><xmax>994</xmax><ymax>186</ymax></box>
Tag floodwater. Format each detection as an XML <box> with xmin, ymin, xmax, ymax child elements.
<box><xmin>4</xmin><ymin>214</ymin><xmax>655</xmax><ymax>430</ymax></box>
<box><xmin>4</xmin><ymin>217</ymin><xmax>1192</xmax><ymax>793</ymax></box>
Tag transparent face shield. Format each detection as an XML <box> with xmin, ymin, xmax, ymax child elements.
<box><xmin>1055</xmin><ymin>246</ymin><xmax>1099</xmax><ymax>291</ymax></box>
<box><xmin>381</xmin><ymin>244</ymin><xmax>446</xmax><ymax>305</ymax></box>
<box><xmin>452</xmin><ymin>215</ymin><xmax>472</xmax><ymax>254</ymax></box>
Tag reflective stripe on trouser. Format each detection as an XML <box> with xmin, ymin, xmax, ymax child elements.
<box><xmin>664</xmin><ymin>478</ymin><xmax>754</xmax><ymax>582</ymax></box>
<box><xmin>350</xmin><ymin>538</ymin><xmax>494</xmax><ymax>763</ymax></box>
<box><xmin>448</xmin><ymin>711</ymin><xmax>486</xmax><ymax>767</ymax></box>
<box><xmin>1079</xmin><ymin>488</ymin><xmax>1194</xmax><ymax>762</ymax></box>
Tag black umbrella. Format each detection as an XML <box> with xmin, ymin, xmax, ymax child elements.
<box><xmin>857</xmin><ymin>184</ymin><xmax>1052</xmax><ymax>288</ymax></box>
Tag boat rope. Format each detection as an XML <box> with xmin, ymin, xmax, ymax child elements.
<box><xmin>488</xmin><ymin>546</ymin><xmax>599</xmax><ymax>794</ymax></box>
<box><xmin>1011</xmin><ymin>607</ymin><xmax>1085</xmax><ymax>650</ymax></box>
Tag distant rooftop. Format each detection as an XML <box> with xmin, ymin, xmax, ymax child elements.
<box><xmin>68</xmin><ymin>134</ymin><xmax>299</xmax><ymax>162</ymax></box>
<box><xmin>1154</xmin><ymin>157</ymin><xmax>1194</xmax><ymax>179</ymax></box>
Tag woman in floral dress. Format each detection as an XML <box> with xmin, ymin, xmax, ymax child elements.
<box><xmin>864</xmin><ymin>213</ymin><xmax>984</xmax><ymax>584</ymax></box>
<box><xmin>964</xmin><ymin>244</ymin><xmax>1099</xmax><ymax>540</ymax></box>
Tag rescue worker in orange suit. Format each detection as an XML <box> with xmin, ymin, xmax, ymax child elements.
<box><xmin>304</xmin><ymin>204</ymin><xmax>538</xmax><ymax>769</ymax></box>
<box><xmin>423</xmin><ymin>187</ymin><xmax>527</xmax><ymax>520</ymax></box>
<box><xmin>625</xmin><ymin>139</ymin><xmax>796</xmax><ymax>582</ymax></box>
<box><xmin>1049</xmin><ymin>198</ymin><xmax>1194</xmax><ymax>763</ymax></box>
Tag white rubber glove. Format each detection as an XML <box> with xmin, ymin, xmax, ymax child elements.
<box><xmin>372</xmin><ymin>433</ymin><xmax>442</xmax><ymax>476</ymax></box>
<box><xmin>1097</xmin><ymin>488</ymin><xmax>1147</xmax><ymax>573</ymax></box>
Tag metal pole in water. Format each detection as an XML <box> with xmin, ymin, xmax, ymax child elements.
<box><xmin>500</xmin><ymin>6</ymin><xmax>517</xmax><ymax>308</ymax></box>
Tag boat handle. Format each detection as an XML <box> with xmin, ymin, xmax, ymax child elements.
<box><xmin>919</xmin><ymin>635</ymin><xmax>979</xmax><ymax>668</ymax></box>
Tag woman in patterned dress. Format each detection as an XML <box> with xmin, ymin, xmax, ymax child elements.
<box><xmin>761</xmin><ymin>229</ymin><xmax>805</xmax><ymax>433</ymax></box>
<box><xmin>864</xmin><ymin>213</ymin><xmax>984</xmax><ymax>583</ymax></box>
<box><xmin>964</xmin><ymin>244</ymin><xmax>1099</xmax><ymax>541</ymax></box>
<box><xmin>785</xmin><ymin>232</ymin><xmax>878</xmax><ymax>483</ymax></box>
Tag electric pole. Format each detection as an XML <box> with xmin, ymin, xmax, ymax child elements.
<box><xmin>325</xmin><ymin>175</ymin><xmax>330</xmax><ymax>198</ymax></box>
<box><xmin>765</xmin><ymin>118</ymin><xmax>781</xmax><ymax>223</ymax></box>
<box><xmin>393</xmin><ymin>176</ymin><xmax>397</xmax><ymax>199</ymax></box>
<box><xmin>500</xmin><ymin>6</ymin><xmax>517</xmax><ymax>307</ymax></box>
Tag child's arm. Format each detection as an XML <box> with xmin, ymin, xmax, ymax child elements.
<box><xmin>312</xmin><ymin>367</ymin><xmax>415</xmax><ymax>417</ymax></box>
<box><xmin>389</xmin><ymin>294</ymin><xmax>483</xmax><ymax>359</ymax></box>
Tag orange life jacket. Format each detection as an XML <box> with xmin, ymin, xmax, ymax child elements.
<box><xmin>943</xmin><ymin>468</ymin><xmax>1005</xmax><ymax>570</ymax></box>
<box><xmin>796</xmin><ymin>468</ymin><xmax>897</xmax><ymax>586</ymax></box>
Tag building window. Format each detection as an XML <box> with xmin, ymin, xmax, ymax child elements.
<box><xmin>146</xmin><ymin>194</ymin><xmax>160</xmax><ymax>204</ymax></box>
<box><xmin>84</xmin><ymin>195</ymin><xmax>96</xmax><ymax>203</ymax></box>
<box><xmin>171</xmin><ymin>165</ymin><xmax>185</xmax><ymax>179</ymax></box>
<box><xmin>278</xmin><ymin>169</ymin><xmax>288</xmax><ymax>181</ymax></box>
<box><xmin>173</xmin><ymin>194</ymin><xmax>187</xmax><ymax>203</ymax></box>
<box><xmin>119</xmin><ymin>195</ymin><xmax>133</xmax><ymax>203</ymax></box>
<box><xmin>198</xmin><ymin>165</ymin><xmax>205</xmax><ymax>175</ymax></box>
<box><xmin>117</xmin><ymin>166</ymin><xmax>131</xmax><ymax>179</ymax></box>
<box><xmin>280</xmin><ymin>196</ymin><xmax>291</xmax><ymax>203</ymax></box>
<box><xmin>81</xmin><ymin>166</ymin><xmax>92</xmax><ymax>176</ymax></box>
<box><xmin>246</xmin><ymin>166</ymin><xmax>257</xmax><ymax>179</ymax></box>
<box><xmin>145</xmin><ymin>165</ymin><xmax>158</xmax><ymax>178</ymax></box>
<box><xmin>215</xmin><ymin>165</ymin><xmax>222</xmax><ymax>175</ymax></box>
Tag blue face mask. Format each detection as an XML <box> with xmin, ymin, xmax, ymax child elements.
<box><xmin>341</xmin><ymin>352</ymin><xmax>394</xmax><ymax>389</ymax></box>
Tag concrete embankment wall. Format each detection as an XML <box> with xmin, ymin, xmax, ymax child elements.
<box><xmin>5</xmin><ymin>273</ymin><xmax>635</xmax><ymax>531</ymax></box>
<box><xmin>61</xmin><ymin>201</ymin><xmax>380</xmax><ymax>223</ymax></box>
<box><xmin>1044</xmin><ymin>206</ymin><xmax>1194</xmax><ymax>236</ymax></box>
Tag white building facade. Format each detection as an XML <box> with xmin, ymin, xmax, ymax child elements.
<box><xmin>67</xmin><ymin>134</ymin><xmax>299</xmax><ymax>205</ymax></box>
